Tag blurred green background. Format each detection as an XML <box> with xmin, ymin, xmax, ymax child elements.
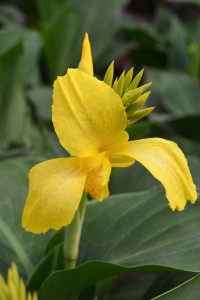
<box><xmin>1</xmin><ymin>0</ymin><xmax>200</xmax><ymax>299</ymax></box>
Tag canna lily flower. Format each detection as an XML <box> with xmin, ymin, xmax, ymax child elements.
<box><xmin>22</xmin><ymin>33</ymin><xmax>197</xmax><ymax>234</ymax></box>
<box><xmin>0</xmin><ymin>263</ymin><xmax>37</xmax><ymax>300</ymax></box>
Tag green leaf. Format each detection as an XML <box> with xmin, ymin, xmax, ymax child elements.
<box><xmin>152</xmin><ymin>273</ymin><xmax>200</xmax><ymax>299</ymax></box>
<box><xmin>21</xmin><ymin>29</ymin><xmax>41</xmax><ymax>83</ymax></box>
<box><xmin>0</xmin><ymin>27</ymin><xmax>43</xmax><ymax>147</ymax></box>
<box><xmin>157</xmin><ymin>114</ymin><xmax>200</xmax><ymax>141</ymax></box>
<box><xmin>0</xmin><ymin>42</ymin><xmax>27</xmax><ymax>144</ymax></box>
<box><xmin>38</xmin><ymin>261</ymin><xmax>176</xmax><ymax>300</ymax></box>
<box><xmin>35</xmin><ymin>0</ymin><xmax>66</xmax><ymax>22</ymax></box>
<box><xmin>0</xmin><ymin>147</ymin><xmax>29</xmax><ymax>160</ymax></box>
<box><xmin>95</xmin><ymin>277</ymin><xmax>116</xmax><ymax>300</ymax></box>
<box><xmin>173</xmin><ymin>137</ymin><xmax>200</xmax><ymax>158</ymax></box>
<box><xmin>70</xmin><ymin>0</ymin><xmax>130</xmax><ymax>64</ymax></box>
<box><xmin>167</xmin><ymin>12</ymin><xmax>188</xmax><ymax>70</ymax></box>
<box><xmin>0</xmin><ymin>27</ymin><xmax>40</xmax><ymax>83</ymax></box>
<box><xmin>187</xmin><ymin>42</ymin><xmax>200</xmax><ymax>79</ymax></box>
<box><xmin>41</xmin><ymin>3</ymin><xmax>77</xmax><ymax>82</ymax></box>
<box><xmin>145</xmin><ymin>272</ymin><xmax>195</xmax><ymax>299</ymax></box>
<box><xmin>126</xmin><ymin>120</ymin><xmax>155</xmax><ymax>140</ymax></box>
<box><xmin>0</xmin><ymin>4</ymin><xmax>25</xmax><ymax>26</ymax></box>
<box><xmin>146</xmin><ymin>69</ymin><xmax>200</xmax><ymax>115</ymax></box>
<box><xmin>110</xmin><ymin>161</ymin><xmax>158</xmax><ymax>194</ymax></box>
<box><xmin>122</xmin><ymin>15</ymin><xmax>162</xmax><ymax>49</ymax></box>
<box><xmin>0</xmin><ymin>157</ymin><xmax>53</xmax><ymax>278</ymax></box>
<box><xmin>27</xmin><ymin>229</ymin><xmax>65</xmax><ymax>292</ymax></box>
<box><xmin>79</xmin><ymin>190</ymin><xmax>200</xmax><ymax>269</ymax></box>
<box><xmin>96</xmin><ymin>273</ymin><xmax>156</xmax><ymax>300</ymax></box>
<box><xmin>0</xmin><ymin>27</ymin><xmax>22</xmax><ymax>55</ymax></box>
<box><xmin>122</xmin><ymin>14</ymin><xmax>167</xmax><ymax>68</ymax></box>
<box><xmin>28</xmin><ymin>85</ymin><xmax>52</xmax><ymax>120</ymax></box>
<box><xmin>26</xmin><ymin>245</ymin><xmax>61</xmax><ymax>292</ymax></box>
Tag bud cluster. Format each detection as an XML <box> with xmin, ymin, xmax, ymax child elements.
<box><xmin>0</xmin><ymin>263</ymin><xmax>38</xmax><ymax>300</ymax></box>
<box><xmin>103</xmin><ymin>61</ymin><xmax>154</xmax><ymax>125</ymax></box>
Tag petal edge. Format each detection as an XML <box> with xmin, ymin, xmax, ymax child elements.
<box><xmin>22</xmin><ymin>158</ymin><xmax>86</xmax><ymax>234</ymax></box>
<box><xmin>126</xmin><ymin>138</ymin><xmax>197</xmax><ymax>210</ymax></box>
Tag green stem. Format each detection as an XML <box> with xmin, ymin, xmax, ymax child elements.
<box><xmin>64</xmin><ymin>192</ymin><xmax>87</xmax><ymax>270</ymax></box>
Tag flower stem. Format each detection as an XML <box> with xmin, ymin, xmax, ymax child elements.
<box><xmin>64</xmin><ymin>192</ymin><xmax>87</xmax><ymax>270</ymax></box>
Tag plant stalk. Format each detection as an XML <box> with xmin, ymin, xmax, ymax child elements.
<box><xmin>64</xmin><ymin>192</ymin><xmax>87</xmax><ymax>270</ymax></box>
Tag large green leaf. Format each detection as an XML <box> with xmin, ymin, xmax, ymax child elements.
<box><xmin>26</xmin><ymin>244</ymin><xmax>61</xmax><ymax>291</ymax></box>
<box><xmin>151</xmin><ymin>114</ymin><xmax>200</xmax><ymax>141</ymax></box>
<box><xmin>155</xmin><ymin>7</ymin><xmax>188</xmax><ymax>71</ymax></box>
<box><xmin>146</xmin><ymin>69</ymin><xmax>200</xmax><ymax>115</ymax></box>
<box><xmin>0</xmin><ymin>27</ymin><xmax>42</xmax><ymax>146</ymax></box>
<box><xmin>167</xmin><ymin>15</ymin><xmax>188</xmax><ymax>70</ymax></box>
<box><xmin>38</xmin><ymin>183</ymin><xmax>200</xmax><ymax>299</ymax></box>
<box><xmin>110</xmin><ymin>162</ymin><xmax>158</xmax><ymax>194</ymax></box>
<box><xmin>70</xmin><ymin>0</ymin><xmax>130</xmax><ymax>65</ymax></box>
<box><xmin>145</xmin><ymin>272</ymin><xmax>195</xmax><ymax>299</ymax></box>
<box><xmin>79</xmin><ymin>190</ymin><xmax>200</xmax><ymax>269</ymax></box>
<box><xmin>96</xmin><ymin>272</ymin><xmax>157</xmax><ymax>300</ymax></box>
<box><xmin>173</xmin><ymin>138</ymin><xmax>200</xmax><ymax>158</ymax></box>
<box><xmin>0</xmin><ymin>42</ymin><xmax>27</xmax><ymax>144</ymax></box>
<box><xmin>152</xmin><ymin>273</ymin><xmax>200</xmax><ymax>299</ymax></box>
<box><xmin>35</xmin><ymin>0</ymin><xmax>132</xmax><ymax>80</ymax></box>
<box><xmin>41</xmin><ymin>2</ymin><xmax>77</xmax><ymax>82</ymax></box>
<box><xmin>97</xmin><ymin>272</ymin><xmax>194</xmax><ymax>300</ymax></box>
<box><xmin>0</xmin><ymin>157</ymin><xmax>53</xmax><ymax>278</ymax></box>
<box><xmin>38</xmin><ymin>261</ymin><xmax>178</xmax><ymax>300</ymax></box>
<box><xmin>21</xmin><ymin>29</ymin><xmax>41</xmax><ymax>83</ymax></box>
<box><xmin>121</xmin><ymin>8</ymin><xmax>168</xmax><ymax>69</ymax></box>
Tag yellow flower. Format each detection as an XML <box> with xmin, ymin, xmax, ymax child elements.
<box><xmin>22</xmin><ymin>33</ymin><xmax>197</xmax><ymax>234</ymax></box>
<box><xmin>0</xmin><ymin>263</ymin><xmax>37</xmax><ymax>300</ymax></box>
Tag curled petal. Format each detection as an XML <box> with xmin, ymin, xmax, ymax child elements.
<box><xmin>53</xmin><ymin>69</ymin><xmax>126</xmax><ymax>157</ymax></box>
<box><xmin>78</xmin><ymin>32</ymin><xmax>93</xmax><ymax>76</ymax></box>
<box><xmin>22</xmin><ymin>158</ymin><xmax>86</xmax><ymax>234</ymax></box>
<box><xmin>126</xmin><ymin>138</ymin><xmax>197</xmax><ymax>210</ymax></box>
<box><xmin>84</xmin><ymin>157</ymin><xmax>111</xmax><ymax>201</ymax></box>
<box><xmin>109</xmin><ymin>153</ymin><xmax>135</xmax><ymax>167</ymax></box>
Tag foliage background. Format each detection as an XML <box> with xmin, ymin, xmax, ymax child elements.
<box><xmin>0</xmin><ymin>0</ymin><xmax>200</xmax><ymax>299</ymax></box>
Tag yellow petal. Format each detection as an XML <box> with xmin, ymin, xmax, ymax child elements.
<box><xmin>79</xmin><ymin>152</ymin><xmax>106</xmax><ymax>172</ymax></box>
<box><xmin>107</xmin><ymin>131</ymin><xmax>134</xmax><ymax>167</ymax></box>
<box><xmin>127</xmin><ymin>138</ymin><xmax>197</xmax><ymax>210</ymax></box>
<box><xmin>109</xmin><ymin>153</ymin><xmax>135</xmax><ymax>167</ymax></box>
<box><xmin>107</xmin><ymin>131</ymin><xmax>129</xmax><ymax>152</ymax></box>
<box><xmin>84</xmin><ymin>157</ymin><xmax>111</xmax><ymax>201</ymax></box>
<box><xmin>22</xmin><ymin>158</ymin><xmax>86</xmax><ymax>234</ymax></box>
<box><xmin>78</xmin><ymin>33</ymin><xmax>93</xmax><ymax>76</ymax></box>
<box><xmin>53</xmin><ymin>69</ymin><xmax>127</xmax><ymax>157</ymax></box>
